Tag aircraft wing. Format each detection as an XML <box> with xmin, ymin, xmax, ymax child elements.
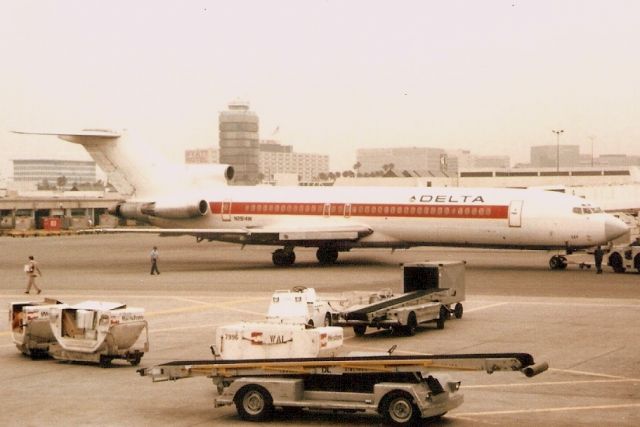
<box><xmin>81</xmin><ymin>224</ymin><xmax>373</xmax><ymax>243</ymax></box>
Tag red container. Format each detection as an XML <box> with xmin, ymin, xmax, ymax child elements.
<box><xmin>42</xmin><ymin>217</ymin><xmax>62</xmax><ymax>230</ymax></box>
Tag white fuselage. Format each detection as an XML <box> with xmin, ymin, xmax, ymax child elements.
<box><xmin>147</xmin><ymin>186</ymin><xmax>616</xmax><ymax>250</ymax></box>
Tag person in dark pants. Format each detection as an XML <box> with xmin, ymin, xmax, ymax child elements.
<box><xmin>149</xmin><ymin>246</ymin><xmax>160</xmax><ymax>275</ymax></box>
<box><xmin>594</xmin><ymin>245</ymin><xmax>604</xmax><ymax>274</ymax></box>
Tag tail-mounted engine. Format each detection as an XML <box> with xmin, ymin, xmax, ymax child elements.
<box><xmin>110</xmin><ymin>200</ymin><xmax>209</xmax><ymax>220</ymax></box>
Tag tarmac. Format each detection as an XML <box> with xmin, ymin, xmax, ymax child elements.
<box><xmin>0</xmin><ymin>234</ymin><xmax>638</xmax><ymax>426</ymax></box>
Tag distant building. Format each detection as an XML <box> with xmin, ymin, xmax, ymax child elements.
<box><xmin>596</xmin><ymin>154</ymin><xmax>640</xmax><ymax>167</ymax></box>
<box><xmin>446</xmin><ymin>149</ymin><xmax>510</xmax><ymax>169</ymax></box>
<box><xmin>185</xmin><ymin>148</ymin><xmax>219</xmax><ymax>164</ymax></box>
<box><xmin>12</xmin><ymin>159</ymin><xmax>96</xmax><ymax>190</ymax></box>
<box><xmin>259</xmin><ymin>140</ymin><xmax>329</xmax><ymax>183</ymax></box>
<box><xmin>356</xmin><ymin>147</ymin><xmax>450</xmax><ymax>175</ymax></box>
<box><xmin>530</xmin><ymin>145</ymin><xmax>580</xmax><ymax>168</ymax></box>
<box><xmin>219</xmin><ymin>100</ymin><xmax>260</xmax><ymax>185</ymax></box>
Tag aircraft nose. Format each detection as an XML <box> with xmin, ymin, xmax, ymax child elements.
<box><xmin>604</xmin><ymin>216</ymin><xmax>629</xmax><ymax>241</ymax></box>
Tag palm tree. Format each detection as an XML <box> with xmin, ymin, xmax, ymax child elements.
<box><xmin>353</xmin><ymin>161</ymin><xmax>362</xmax><ymax>177</ymax></box>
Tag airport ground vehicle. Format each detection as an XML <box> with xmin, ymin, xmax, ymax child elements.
<box><xmin>48</xmin><ymin>301</ymin><xmax>149</xmax><ymax>367</ymax></box>
<box><xmin>267</xmin><ymin>286</ymin><xmax>395</xmax><ymax>327</ymax></box>
<box><xmin>266</xmin><ymin>287</ymin><xmax>334</xmax><ymax>327</ymax></box>
<box><xmin>9</xmin><ymin>298</ymin><xmax>65</xmax><ymax>358</ymax></box>
<box><xmin>139</xmin><ymin>353</ymin><xmax>547</xmax><ymax>425</ymax></box>
<box><xmin>608</xmin><ymin>241</ymin><xmax>640</xmax><ymax>273</ymax></box>
<box><xmin>213</xmin><ymin>322</ymin><xmax>343</xmax><ymax>359</ymax></box>
<box><xmin>335</xmin><ymin>261</ymin><xmax>465</xmax><ymax>336</ymax></box>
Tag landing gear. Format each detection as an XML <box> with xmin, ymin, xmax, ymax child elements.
<box><xmin>272</xmin><ymin>248</ymin><xmax>296</xmax><ymax>266</ymax></box>
<box><xmin>316</xmin><ymin>247</ymin><xmax>339</xmax><ymax>265</ymax></box>
<box><xmin>549</xmin><ymin>255</ymin><xmax>568</xmax><ymax>270</ymax></box>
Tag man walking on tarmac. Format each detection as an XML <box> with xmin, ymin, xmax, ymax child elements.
<box><xmin>150</xmin><ymin>246</ymin><xmax>160</xmax><ymax>275</ymax></box>
<box><xmin>594</xmin><ymin>245</ymin><xmax>604</xmax><ymax>274</ymax></box>
<box><xmin>24</xmin><ymin>255</ymin><xmax>42</xmax><ymax>294</ymax></box>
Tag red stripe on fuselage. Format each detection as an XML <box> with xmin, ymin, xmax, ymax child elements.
<box><xmin>209</xmin><ymin>202</ymin><xmax>508</xmax><ymax>219</ymax></box>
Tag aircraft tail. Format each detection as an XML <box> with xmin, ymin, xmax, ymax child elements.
<box><xmin>13</xmin><ymin>130</ymin><xmax>233</xmax><ymax>197</ymax></box>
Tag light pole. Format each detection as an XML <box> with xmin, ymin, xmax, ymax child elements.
<box><xmin>552</xmin><ymin>129</ymin><xmax>564</xmax><ymax>173</ymax></box>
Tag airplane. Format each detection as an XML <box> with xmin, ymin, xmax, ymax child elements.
<box><xmin>14</xmin><ymin>129</ymin><xmax>629</xmax><ymax>268</ymax></box>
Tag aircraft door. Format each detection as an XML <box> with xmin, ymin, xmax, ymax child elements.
<box><xmin>508</xmin><ymin>200</ymin><xmax>523</xmax><ymax>227</ymax></box>
<box><xmin>221</xmin><ymin>200</ymin><xmax>232</xmax><ymax>222</ymax></box>
<box><xmin>323</xmin><ymin>203</ymin><xmax>331</xmax><ymax>218</ymax></box>
<box><xmin>344</xmin><ymin>203</ymin><xmax>351</xmax><ymax>218</ymax></box>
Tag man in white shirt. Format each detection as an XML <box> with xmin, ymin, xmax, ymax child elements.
<box><xmin>24</xmin><ymin>255</ymin><xmax>42</xmax><ymax>294</ymax></box>
<box><xmin>150</xmin><ymin>246</ymin><xmax>160</xmax><ymax>275</ymax></box>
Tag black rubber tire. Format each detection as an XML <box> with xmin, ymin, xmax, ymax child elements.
<box><xmin>316</xmin><ymin>247</ymin><xmax>339</xmax><ymax>265</ymax></box>
<box><xmin>234</xmin><ymin>385</ymin><xmax>274</xmax><ymax>422</ymax></box>
<box><xmin>272</xmin><ymin>249</ymin><xmax>295</xmax><ymax>266</ymax></box>
<box><xmin>549</xmin><ymin>255</ymin><xmax>567</xmax><ymax>270</ymax></box>
<box><xmin>324</xmin><ymin>312</ymin><xmax>332</xmax><ymax>327</ymax></box>
<box><xmin>380</xmin><ymin>391</ymin><xmax>419</xmax><ymax>426</ymax></box>
<box><xmin>129</xmin><ymin>354</ymin><xmax>143</xmax><ymax>366</ymax></box>
<box><xmin>454</xmin><ymin>303</ymin><xmax>463</xmax><ymax>319</ymax></box>
<box><xmin>353</xmin><ymin>325</ymin><xmax>367</xmax><ymax>337</ymax></box>
<box><xmin>609</xmin><ymin>253</ymin><xmax>626</xmax><ymax>273</ymax></box>
<box><xmin>99</xmin><ymin>355</ymin><xmax>112</xmax><ymax>368</ymax></box>
<box><xmin>404</xmin><ymin>312</ymin><xmax>417</xmax><ymax>336</ymax></box>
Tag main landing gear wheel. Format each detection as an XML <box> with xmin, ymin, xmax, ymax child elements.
<box><xmin>316</xmin><ymin>247</ymin><xmax>339</xmax><ymax>265</ymax></box>
<box><xmin>549</xmin><ymin>255</ymin><xmax>568</xmax><ymax>270</ymax></box>
<box><xmin>272</xmin><ymin>249</ymin><xmax>296</xmax><ymax>266</ymax></box>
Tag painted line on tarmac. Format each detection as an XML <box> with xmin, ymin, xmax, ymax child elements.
<box><xmin>549</xmin><ymin>367</ymin><xmax>632</xmax><ymax>380</ymax></box>
<box><xmin>453</xmin><ymin>402</ymin><xmax>640</xmax><ymax>417</ymax></box>
<box><xmin>464</xmin><ymin>378</ymin><xmax>638</xmax><ymax>389</ymax></box>
<box><xmin>463</xmin><ymin>302</ymin><xmax>508</xmax><ymax>313</ymax></box>
<box><xmin>145</xmin><ymin>297</ymin><xmax>265</xmax><ymax>318</ymax></box>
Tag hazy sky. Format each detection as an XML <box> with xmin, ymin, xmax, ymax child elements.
<box><xmin>1</xmin><ymin>0</ymin><xmax>639</xmax><ymax>176</ymax></box>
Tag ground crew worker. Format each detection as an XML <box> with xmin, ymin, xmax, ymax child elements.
<box><xmin>150</xmin><ymin>246</ymin><xmax>160</xmax><ymax>275</ymax></box>
<box><xmin>594</xmin><ymin>245</ymin><xmax>604</xmax><ymax>274</ymax></box>
<box><xmin>24</xmin><ymin>255</ymin><xmax>42</xmax><ymax>294</ymax></box>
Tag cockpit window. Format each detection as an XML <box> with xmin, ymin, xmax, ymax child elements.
<box><xmin>573</xmin><ymin>205</ymin><xmax>603</xmax><ymax>214</ymax></box>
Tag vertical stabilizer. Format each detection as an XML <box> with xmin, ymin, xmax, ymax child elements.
<box><xmin>14</xmin><ymin>130</ymin><xmax>169</xmax><ymax>197</ymax></box>
<box><xmin>14</xmin><ymin>129</ymin><xmax>234</xmax><ymax>197</ymax></box>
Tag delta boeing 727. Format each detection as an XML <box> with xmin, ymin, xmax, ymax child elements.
<box><xmin>15</xmin><ymin>130</ymin><xmax>628</xmax><ymax>268</ymax></box>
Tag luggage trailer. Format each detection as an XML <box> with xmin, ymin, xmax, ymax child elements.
<box><xmin>9</xmin><ymin>298</ymin><xmax>65</xmax><ymax>358</ymax></box>
<box><xmin>48</xmin><ymin>301</ymin><xmax>149</xmax><ymax>367</ymax></box>
<box><xmin>335</xmin><ymin>261</ymin><xmax>466</xmax><ymax>336</ymax></box>
<box><xmin>139</xmin><ymin>353</ymin><xmax>547</xmax><ymax>425</ymax></box>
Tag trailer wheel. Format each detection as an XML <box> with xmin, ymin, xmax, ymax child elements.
<box><xmin>129</xmin><ymin>354</ymin><xmax>143</xmax><ymax>366</ymax></box>
<box><xmin>381</xmin><ymin>391</ymin><xmax>419</xmax><ymax>426</ymax></box>
<box><xmin>353</xmin><ymin>325</ymin><xmax>367</xmax><ymax>337</ymax></box>
<box><xmin>454</xmin><ymin>303</ymin><xmax>463</xmax><ymax>319</ymax></box>
<box><xmin>99</xmin><ymin>355</ymin><xmax>112</xmax><ymax>368</ymax></box>
<box><xmin>404</xmin><ymin>312</ymin><xmax>417</xmax><ymax>336</ymax></box>
<box><xmin>235</xmin><ymin>385</ymin><xmax>274</xmax><ymax>422</ymax></box>
<box><xmin>324</xmin><ymin>312</ymin><xmax>332</xmax><ymax>327</ymax></box>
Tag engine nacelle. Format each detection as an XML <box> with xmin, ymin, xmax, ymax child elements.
<box><xmin>110</xmin><ymin>200</ymin><xmax>209</xmax><ymax>220</ymax></box>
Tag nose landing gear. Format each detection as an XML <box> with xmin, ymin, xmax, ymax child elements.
<box><xmin>549</xmin><ymin>255</ymin><xmax>568</xmax><ymax>270</ymax></box>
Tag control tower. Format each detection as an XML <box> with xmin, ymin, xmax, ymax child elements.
<box><xmin>219</xmin><ymin>100</ymin><xmax>260</xmax><ymax>185</ymax></box>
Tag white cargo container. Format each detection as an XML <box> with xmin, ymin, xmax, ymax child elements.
<box><xmin>9</xmin><ymin>298</ymin><xmax>65</xmax><ymax>358</ymax></box>
<box><xmin>213</xmin><ymin>322</ymin><xmax>343</xmax><ymax>360</ymax></box>
<box><xmin>48</xmin><ymin>301</ymin><xmax>149</xmax><ymax>367</ymax></box>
